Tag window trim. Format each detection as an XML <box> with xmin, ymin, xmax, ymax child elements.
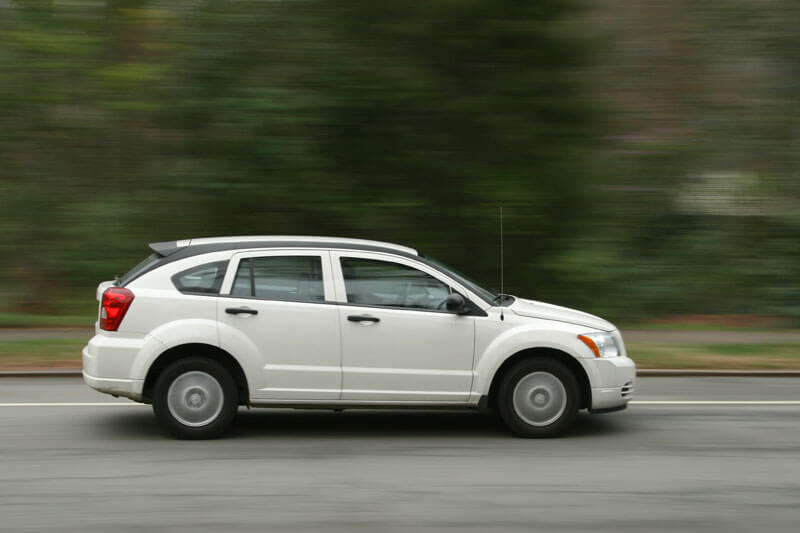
<box><xmin>335</xmin><ymin>299</ymin><xmax>484</xmax><ymax>316</ymax></box>
<box><xmin>170</xmin><ymin>260</ymin><xmax>229</xmax><ymax>296</ymax></box>
<box><xmin>330</xmin><ymin>250</ymin><xmax>487</xmax><ymax>316</ymax></box>
<box><xmin>220</xmin><ymin>249</ymin><xmax>336</xmax><ymax>303</ymax></box>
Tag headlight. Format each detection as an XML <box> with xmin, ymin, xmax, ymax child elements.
<box><xmin>578</xmin><ymin>332</ymin><xmax>620</xmax><ymax>358</ymax></box>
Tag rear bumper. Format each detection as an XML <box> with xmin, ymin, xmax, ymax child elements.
<box><xmin>82</xmin><ymin>369</ymin><xmax>144</xmax><ymax>402</ymax></box>
<box><xmin>82</xmin><ymin>333</ymin><xmax>146</xmax><ymax>378</ymax></box>
<box><xmin>82</xmin><ymin>344</ymin><xmax>144</xmax><ymax>402</ymax></box>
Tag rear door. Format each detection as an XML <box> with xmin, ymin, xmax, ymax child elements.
<box><xmin>217</xmin><ymin>249</ymin><xmax>340</xmax><ymax>400</ymax></box>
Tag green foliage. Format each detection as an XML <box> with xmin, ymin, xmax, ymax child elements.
<box><xmin>0</xmin><ymin>0</ymin><xmax>798</xmax><ymax>322</ymax></box>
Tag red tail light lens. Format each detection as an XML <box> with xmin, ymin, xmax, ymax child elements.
<box><xmin>100</xmin><ymin>287</ymin><xmax>135</xmax><ymax>331</ymax></box>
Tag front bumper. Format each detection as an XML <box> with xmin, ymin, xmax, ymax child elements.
<box><xmin>580</xmin><ymin>355</ymin><xmax>636</xmax><ymax>412</ymax></box>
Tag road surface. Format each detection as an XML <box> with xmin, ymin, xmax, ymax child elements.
<box><xmin>1</xmin><ymin>377</ymin><xmax>799</xmax><ymax>532</ymax></box>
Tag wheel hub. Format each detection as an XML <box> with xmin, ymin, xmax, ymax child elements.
<box><xmin>186</xmin><ymin>388</ymin><xmax>206</xmax><ymax>408</ymax></box>
<box><xmin>532</xmin><ymin>389</ymin><xmax>549</xmax><ymax>407</ymax></box>
<box><xmin>512</xmin><ymin>371</ymin><xmax>567</xmax><ymax>427</ymax></box>
<box><xmin>167</xmin><ymin>371</ymin><xmax>224</xmax><ymax>427</ymax></box>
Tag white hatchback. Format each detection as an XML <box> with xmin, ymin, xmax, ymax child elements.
<box><xmin>83</xmin><ymin>236</ymin><xmax>635</xmax><ymax>438</ymax></box>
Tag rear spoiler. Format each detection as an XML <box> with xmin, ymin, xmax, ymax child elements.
<box><xmin>149</xmin><ymin>239</ymin><xmax>191</xmax><ymax>257</ymax></box>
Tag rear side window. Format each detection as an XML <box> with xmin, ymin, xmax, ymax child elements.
<box><xmin>172</xmin><ymin>261</ymin><xmax>228</xmax><ymax>295</ymax></box>
<box><xmin>231</xmin><ymin>256</ymin><xmax>324</xmax><ymax>302</ymax></box>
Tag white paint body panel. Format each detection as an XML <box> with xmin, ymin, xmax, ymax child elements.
<box><xmin>217</xmin><ymin>249</ymin><xmax>340</xmax><ymax>400</ymax></box>
<box><xmin>337</xmin><ymin>307</ymin><xmax>474</xmax><ymax>401</ymax></box>
<box><xmin>331</xmin><ymin>250</ymin><xmax>475</xmax><ymax>402</ymax></box>
<box><xmin>83</xmin><ymin>237</ymin><xmax>635</xmax><ymax>413</ymax></box>
<box><xmin>509</xmin><ymin>298</ymin><xmax>615</xmax><ymax>332</ymax></box>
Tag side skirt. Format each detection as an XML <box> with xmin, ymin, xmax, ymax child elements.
<box><xmin>248</xmin><ymin>399</ymin><xmax>479</xmax><ymax>410</ymax></box>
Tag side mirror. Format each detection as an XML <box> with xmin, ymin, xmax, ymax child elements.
<box><xmin>445</xmin><ymin>292</ymin><xmax>467</xmax><ymax>314</ymax></box>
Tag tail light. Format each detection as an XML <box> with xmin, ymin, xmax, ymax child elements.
<box><xmin>100</xmin><ymin>287</ymin><xmax>135</xmax><ymax>331</ymax></box>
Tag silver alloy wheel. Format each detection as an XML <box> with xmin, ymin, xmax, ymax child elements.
<box><xmin>512</xmin><ymin>371</ymin><xmax>567</xmax><ymax>427</ymax></box>
<box><xmin>166</xmin><ymin>371</ymin><xmax>225</xmax><ymax>427</ymax></box>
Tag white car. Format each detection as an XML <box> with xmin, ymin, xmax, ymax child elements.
<box><xmin>83</xmin><ymin>236</ymin><xmax>635</xmax><ymax>438</ymax></box>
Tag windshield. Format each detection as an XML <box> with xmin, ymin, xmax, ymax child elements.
<box><xmin>419</xmin><ymin>254</ymin><xmax>497</xmax><ymax>304</ymax></box>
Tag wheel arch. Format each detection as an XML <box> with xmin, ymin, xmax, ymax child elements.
<box><xmin>142</xmin><ymin>343</ymin><xmax>249</xmax><ymax>405</ymax></box>
<box><xmin>486</xmin><ymin>347</ymin><xmax>591</xmax><ymax>410</ymax></box>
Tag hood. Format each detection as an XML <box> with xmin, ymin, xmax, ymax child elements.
<box><xmin>509</xmin><ymin>297</ymin><xmax>615</xmax><ymax>332</ymax></box>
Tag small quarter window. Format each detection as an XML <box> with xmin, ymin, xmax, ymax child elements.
<box><xmin>231</xmin><ymin>256</ymin><xmax>324</xmax><ymax>302</ymax></box>
<box><xmin>171</xmin><ymin>261</ymin><xmax>228</xmax><ymax>295</ymax></box>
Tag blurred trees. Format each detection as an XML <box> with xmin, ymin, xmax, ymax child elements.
<box><xmin>0</xmin><ymin>0</ymin><xmax>798</xmax><ymax>321</ymax></box>
<box><xmin>581</xmin><ymin>0</ymin><xmax>800</xmax><ymax>319</ymax></box>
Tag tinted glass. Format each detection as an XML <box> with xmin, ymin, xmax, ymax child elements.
<box><xmin>341</xmin><ymin>257</ymin><xmax>450</xmax><ymax>310</ymax></box>
<box><xmin>232</xmin><ymin>258</ymin><xmax>252</xmax><ymax>296</ymax></box>
<box><xmin>420</xmin><ymin>254</ymin><xmax>496</xmax><ymax>304</ymax></box>
<box><xmin>172</xmin><ymin>261</ymin><xmax>228</xmax><ymax>295</ymax></box>
<box><xmin>231</xmin><ymin>256</ymin><xmax>324</xmax><ymax>302</ymax></box>
<box><xmin>118</xmin><ymin>253</ymin><xmax>163</xmax><ymax>287</ymax></box>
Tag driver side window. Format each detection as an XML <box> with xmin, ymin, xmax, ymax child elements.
<box><xmin>341</xmin><ymin>257</ymin><xmax>450</xmax><ymax>310</ymax></box>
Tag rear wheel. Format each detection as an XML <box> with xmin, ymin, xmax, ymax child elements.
<box><xmin>153</xmin><ymin>357</ymin><xmax>238</xmax><ymax>439</ymax></box>
<box><xmin>496</xmin><ymin>358</ymin><xmax>579</xmax><ymax>438</ymax></box>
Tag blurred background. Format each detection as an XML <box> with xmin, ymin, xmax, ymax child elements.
<box><xmin>1</xmin><ymin>0</ymin><xmax>799</xmax><ymax>368</ymax></box>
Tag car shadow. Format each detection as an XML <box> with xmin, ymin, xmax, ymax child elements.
<box><xmin>93</xmin><ymin>408</ymin><xmax>628</xmax><ymax>440</ymax></box>
<box><xmin>232</xmin><ymin>409</ymin><xmax>506</xmax><ymax>438</ymax></box>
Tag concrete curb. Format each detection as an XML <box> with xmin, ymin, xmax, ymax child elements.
<box><xmin>2</xmin><ymin>369</ymin><xmax>800</xmax><ymax>378</ymax></box>
<box><xmin>0</xmin><ymin>370</ymin><xmax>83</xmax><ymax>377</ymax></box>
<box><xmin>636</xmin><ymin>369</ymin><xmax>800</xmax><ymax>377</ymax></box>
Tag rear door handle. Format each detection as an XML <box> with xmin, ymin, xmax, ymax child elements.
<box><xmin>226</xmin><ymin>307</ymin><xmax>258</xmax><ymax>316</ymax></box>
<box><xmin>347</xmin><ymin>314</ymin><xmax>380</xmax><ymax>323</ymax></box>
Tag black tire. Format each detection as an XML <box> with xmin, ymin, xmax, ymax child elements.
<box><xmin>152</xmin><ymin>357</ymin><xmax>238</xmax><ymax>439</ymax></box>
<box><xmin>496</xmin><ymin>358</ymin><xmax>580</xmax><ymax>438</ymax></box>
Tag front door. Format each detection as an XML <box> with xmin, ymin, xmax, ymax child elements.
<box><xmin>217</xmin><ymin>250</ymin><xmax>340</xmax><ymax>400</ymax></box>
<box><xmin>331</xmin><ymin>251</ymin><xmax>475</xmax><ymax>403</ymax></box>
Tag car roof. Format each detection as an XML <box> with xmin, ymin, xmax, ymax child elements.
<box><xmin>149</xmin><ymin>236</ymin><xmax>418</xmax><ymax>258</ymax></box>
<box><xmin>134</xmin><ymin>236</ymin><xmax>493</xmax><ymax>307</ymax></box>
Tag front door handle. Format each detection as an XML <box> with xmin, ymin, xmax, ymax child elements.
<box><xmin>347</xmin><ymin>314</ymin><xmax>380</xmax><ymax>323</ymax></box>
<box><xmin>226</xmin><ymin>307</ymin><xmax>258</xmax><ymax>316</ymax></box>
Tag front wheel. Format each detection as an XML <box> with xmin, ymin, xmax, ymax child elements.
<box><xmin>153</xmin><ymin>357</ymin><xmax>238</xmax><ymax>439</ymax></box>
<box><xmin>496</xmin><ymin>359</ymin><xmax>580</xmax><ymax>438</ymax></box>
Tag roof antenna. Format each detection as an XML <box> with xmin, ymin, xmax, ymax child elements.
<box><xmin>500</xmin><ymin>206</ymin><xmax>504</xmax><ymax>321</ymax></box>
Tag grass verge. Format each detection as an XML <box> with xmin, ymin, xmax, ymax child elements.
<box><xmin>0</xmin><ymin>338</ymin><xmax>87</xmax><ymax>370</ymax></box>
<box><xmin>1</xmin><ymin>338</ymin><xmax>800</xmax><ymax>371</ymax></box>
<box><xmin>628</xmin><ymin>342</ymin><xmax>800</xmax><ymax>370</ymax></box>
<box><xmin>0</xmin><ymin>313</ymin><xmax>94</xmax><ymax>328</ymax></box>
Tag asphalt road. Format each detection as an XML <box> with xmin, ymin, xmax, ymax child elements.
<box><xmin>1</xmin><ymin>377</ymin><xmax>799</xmax><ymax>532</ymax></box>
